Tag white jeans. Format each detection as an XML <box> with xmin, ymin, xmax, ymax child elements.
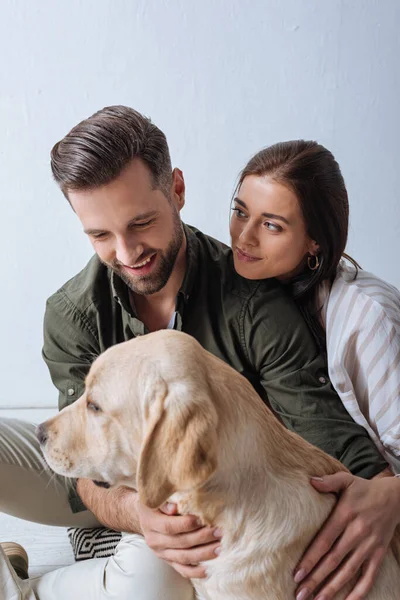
<box><xmin>0</xmin><ymin>418</ymin><xmax>195</xmax><ymax>600</ymax></box>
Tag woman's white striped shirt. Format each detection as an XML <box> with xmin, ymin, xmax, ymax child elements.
<box><xmin>319</xmin><ymin>262</ymin><xmax>400</xmax><ymax>473</ymax></box>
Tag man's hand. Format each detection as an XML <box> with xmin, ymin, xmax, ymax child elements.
<box><xmin>76</xmin><ymin>480</ymin><xmax>222</xmax><ymax>579</ymax></box>
<box><xmin>137</xmin><ymin>501</ymin><xmax>222</xmax><ymax>579</ymax></box>
<box><xmin>294</xmin><ymin>472</ymin><xmax>400</xmax><ymax>600</ymax></box>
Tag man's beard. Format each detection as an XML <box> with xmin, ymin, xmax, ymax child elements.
<box><xmin>110</xmin><ymin>216</ymin><xmax>184</xmax><ymax>296</ymax></box>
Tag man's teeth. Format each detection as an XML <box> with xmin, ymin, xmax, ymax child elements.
<box><xmin>132</xmin><ymin>256</ymin><xmax>152</xmax><ymax>268</ymax></box>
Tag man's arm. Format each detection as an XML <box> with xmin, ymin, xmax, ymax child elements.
<box><xmin>43</xmin><ymin>291</ymin><xmax>220</xmax><ymax>576</ymax></box>
<box><xmin>77</xmin><ymin>480</ymin><xmax>221</xmax><ymax>580</ymax></box>
<box><xmin>43</xmin><ymin>291</ymin><xmax>106</xmax><ymax>513</ymax></box>
<box><xmin>42</xmin><ymin>292</ymin><xmax>98</xmax><ymax>411</ymax></box>
<box><xmin>76</xmin><ymin>479</ymin><xmax>142</xmax><ymax>532</ymax></box>
<box><xmin>43</xmin><ymin>292</ymin><xmax>140</xmax><ymax>523</ymax></box>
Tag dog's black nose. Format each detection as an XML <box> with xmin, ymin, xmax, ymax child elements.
<box><xmin>36</xmin><ymin>423</ymin><xmax>49</xmax><ymax>446</ymax></box>
<box><xmin>93</xmin><ymin>480</ymin><xmax>111</xmax><ymax>489</ymax></box>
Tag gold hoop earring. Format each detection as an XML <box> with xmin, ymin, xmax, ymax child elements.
<box><xmin>308</xmin><ymin>254</ymin><xmax>320</xmax><ymax>271</ymax></box>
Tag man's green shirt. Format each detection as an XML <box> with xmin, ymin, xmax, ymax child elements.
<box><xmin>43</xmin><ymin>225</ymin><xmax>388</xmax><ymax>502</ymax></box>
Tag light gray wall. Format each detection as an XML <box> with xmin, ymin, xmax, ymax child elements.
<box><xmin>1</xmin><ymin>0</ymin><xmax>399</xmax><ymax>410</ymax></box>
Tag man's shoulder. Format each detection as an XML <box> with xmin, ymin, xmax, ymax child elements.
<box><xmin>186</xmin><ymin>225</ymin><xmax>230</xmax><ymax>261</ymax></box>
<box><xmin>46</xmin><ymin>254</ymin><xmax>112</xmax><ymax>314</ymax></box>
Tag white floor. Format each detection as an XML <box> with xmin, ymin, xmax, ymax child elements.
<box><xmin>0</xmin><ymin>513</ymin><xmax>74</xmax><ymax>577</ymax></box>
<box><xmin>0</xmin><ymin>407</ymin><xmax>75</xmax><ymax>577</ymax></box>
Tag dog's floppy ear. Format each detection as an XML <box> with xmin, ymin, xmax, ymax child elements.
<box><xmin>137</xmin><ymin>379</ymin><xmax>218</xmax><ymax>509</ymax></box>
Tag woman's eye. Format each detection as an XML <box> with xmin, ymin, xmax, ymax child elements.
<box><xmin>231</xmin><ymin>207</ymin><xmax>246</xmax><ymax>218</ymax></box>
<box><xmin>264</xmin><ymin>221</ymin><xmax>282</xmax><ymax>232</ymax></box>
<box><xmin>87</xmin><ymin>401</ymin><xmax>101</xmax><ymax>413</ymax></box>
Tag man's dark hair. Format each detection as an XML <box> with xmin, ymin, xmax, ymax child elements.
<box><xmin>51</xmin><ymin>105</ymin><xmax>173</xmax><ymax>197</ymax></box>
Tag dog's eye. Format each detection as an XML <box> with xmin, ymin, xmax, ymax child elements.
<box><xmin>87</xmin><ymin>401</ymin><xmax>101</xmax><ymax>413</ymax></box>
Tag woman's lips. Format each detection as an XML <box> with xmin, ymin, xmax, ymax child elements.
<box><xmin>236</xmin><ymin>247</ymin><xmax>262</xmax><ymax>263</ymax></box>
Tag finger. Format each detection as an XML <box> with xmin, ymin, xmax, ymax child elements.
<box><xmin>166</xmin><ymin>561</ymin><xmax>207</xmax><ymax>580</ymax></box>
<box><xmin>295</xmin><ymin>502</ymin><xmax>353</xmax><ymax>583</ymax></box>
<box><xmin>163</xmin><ymin>541</ymin><xmax>221</xmax><ymax>566</ymax></box>
<box><xmin>310</xmin><ymin>472</ymin><xmax>353</xmax><ymax>494</ymax></box>
<box><xmin>344</xmin><ymin>549</ymin><xmax>386</xmax><ymax>600</ymax></box>
<box><xmin>297</xmin><ymin>542</ymin><xmax>376</xmax><ymax>600</ymax></box>
<box><xmin>296</xmin><ymin>517</ymin><xmax>371</xmax><ymax>594</ymax></box>
<box><xmin>160</xmin><ymin>502</ymin><xmax>179</xmax><ymax>515</ymax></box>
<box><xmin>159</xmin><ymin>526</ymin><xmax>222</xmax><ymax>550</ymax></box>
<box><xmin>152</xmin><ymin>512</ymin><xmax>204</xmax><ymax>536</ymax></box>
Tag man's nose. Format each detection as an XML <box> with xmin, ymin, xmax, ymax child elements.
<box><xmin>115</xmin><ymin>237</ymin><xmax>143</xmax><ymax>266</ymax></box>
<box><xmin>36</xmin><ymin>423</ymin><xmax>49</xmax><ymax>446</ymax></box>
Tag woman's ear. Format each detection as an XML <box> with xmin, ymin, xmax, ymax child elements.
<box><xmin>308</xmin><ymin>239</ymin><xmax>320</xmax><ymax>256</ymax></box>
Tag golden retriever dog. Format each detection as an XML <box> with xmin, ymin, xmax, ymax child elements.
<box><xmin>38</xmin><ymin>330</ymin><xmax>400</xmax><ymax>600</ymax></box>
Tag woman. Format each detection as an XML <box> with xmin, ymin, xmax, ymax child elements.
<box><xmin>230</xmin><ymin>140</ymin><xmax>400</xmax><ymax>600</ymax></box>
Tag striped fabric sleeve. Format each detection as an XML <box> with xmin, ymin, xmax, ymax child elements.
<box><xmin>342</xmin><ymin>300</ymin><xmax>400</xmax><ymax>458</ymax></box>
<box><xmin>370</xmin><ymin>319</ymin><xmax>400</xmax><ymax>457</ymax></box>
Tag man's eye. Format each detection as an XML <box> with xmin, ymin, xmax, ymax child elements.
<box><xmin>130</xmin><ymin>220</ymin><xmax>154</xmax><ymax>229</ymax></box>
<box><xmin>92</xmin><ymin>233</ymin><xmax>107</xmax><ymax>240</ymax></box>
<box><xmin>87</xmin><ymin>401</ymin><xmax>101</xmax><ymax>413</ymax></box>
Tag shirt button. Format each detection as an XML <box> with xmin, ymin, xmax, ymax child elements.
<box><xmin>67</xmin><ymin>388</ymin><xmax>75</xmax><ymax>397</ymax></box>
<box><xmin>319</xmin><ymin>376</ymin><xmax>327</xmax><ymax>384</ymax></box>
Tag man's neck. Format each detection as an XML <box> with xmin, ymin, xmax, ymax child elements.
<box><xmin>132</xmin><ymin>236</ymin><xmax>187</xmax><ymax>332</ymax></box>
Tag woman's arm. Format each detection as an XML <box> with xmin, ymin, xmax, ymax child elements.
<box><xmin>326</xmin><ymin>281</ymin><xmax>400</xmax><ymax>466</ymax></box>
<box><xmin>358</xmin><ymin>317</ymin><xmax>400</xmax><ymax>464</ymax></box>
<box><xmin>294</xmin><ymin>472</ymin><xmax>400</xmax><ymax>600</ymax></box>
<box><xmin>294</xmin><ymin>299</ymin><xmax>400</xmax><ymax>600</ymax></box>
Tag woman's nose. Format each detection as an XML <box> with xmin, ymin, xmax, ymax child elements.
<box><xmin>239</xmin><ymin>223</ymin><xmax>258</xmax><ymax>247</ymax></box>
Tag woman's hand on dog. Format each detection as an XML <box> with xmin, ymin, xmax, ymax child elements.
<box><xmin>294</xmin><ymin>471</ymin><xmax>400</xmax><ymax>600</ymax></box>
<box><xmin>137</xmin><ymin>500</ymin><xmax>222</xmax><ymax>579</ymax></box>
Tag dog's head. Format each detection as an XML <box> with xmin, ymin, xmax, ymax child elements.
<box><xmin>38</xmin><ymin>331</ymin><xmax>219</xmax><ymax>508</ymax></box>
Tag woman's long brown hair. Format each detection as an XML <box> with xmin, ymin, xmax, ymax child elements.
<box><xmin>235</xmin><ymin>140</ymin><xmax>360</xmax><ymax>349</ymax></box>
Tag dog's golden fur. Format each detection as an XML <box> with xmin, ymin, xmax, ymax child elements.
<box><xmin>40</xmin><ymin>330</ymin><xmax>400</xmax><ymax>599</ymax></box>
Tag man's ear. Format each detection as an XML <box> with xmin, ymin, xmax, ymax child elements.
<box><xmin>171</xmin><ymin>168</ymin><xmax>185</xmax><ymax>211</ymax></box>
<box><xmin>137</xmin><ymin>380</ymin><xmax>218</xmax><ymax>509</ymax></box>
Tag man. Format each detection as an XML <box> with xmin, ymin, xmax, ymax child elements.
<box><xmin>0</xmin><ymin>106</ymin><xmax>395</xmax><ymax>600</ymax></box>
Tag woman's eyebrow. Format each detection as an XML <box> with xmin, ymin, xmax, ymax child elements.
<box><xmin>234</xmin><ymin>197</ymin><xmax>290</xmax><ymax>225</ymax></box>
